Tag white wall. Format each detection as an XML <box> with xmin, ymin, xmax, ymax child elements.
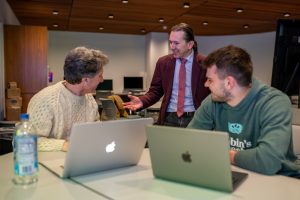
<box><xmin>48</xmin><ymin>31</ymin><xmax>146</xmax><ymax>93</ymax></box>
<box><xmin>0</xmin><ymin>27</ymin><xmax>277</xmax><ymax>119</ymax></box>
<box><xmin>145</xmin><ymin>32</ymin><xmax>168</xmax><ymax>88</ymax></box>
<box><xmin>0</xmin><ymin>0</ymin><xmax>19</xmax><ymax>25</ymax></box>
<box><xmin>49</xmin><ymin>31</ymin><xmax>276</xmax><ymax>91</ymax></box>
<box><xmin>197</xmin><ymin>32</ymin><xmax>276</xmax><ymax>85</ymax></box>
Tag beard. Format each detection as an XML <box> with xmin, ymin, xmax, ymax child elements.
<box><xmin>211</xmin><ymin>86</ymin><xmax>231</xmax><ymax>102</ymax></box>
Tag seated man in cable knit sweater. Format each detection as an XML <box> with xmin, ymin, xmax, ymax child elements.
<box><xmin>27</xmin><ymin>46</ymin><xmax>109</xmax><ymax>152</ymax></box>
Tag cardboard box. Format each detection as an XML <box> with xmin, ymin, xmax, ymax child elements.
<box><xmin>6</xmin><ymin>88</ymin><xmax>21</xmax><ymax>98</ymax></box>
<box><xmin>6</xmin><ymin>106</ymin><xmax>21</xmax><ymax>121</ymax></box>
<box><xmin>6</xmin><ymin>97</ymin><xmax>22</xmax><ymax>107</ymax></box>
<box><xmin>8</xmin><ymin>82</ymin><xmax>17</xmax><ymax>88</ymax></box>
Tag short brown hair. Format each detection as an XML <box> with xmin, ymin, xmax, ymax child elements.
<box><xmin>203</xmin><ymin>45</ymin><xmax>253</xmax><ymax>86</ymax></box>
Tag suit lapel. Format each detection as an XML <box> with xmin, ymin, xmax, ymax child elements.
<box><xmin>167</xmin><ymin>57</ymin><xmax>176</xmax><ymax>94</ymax></box>
<box><xmin>191</xmin><ymin>53</ymin><xmax>201</xmax><ymax>97</ymax></box>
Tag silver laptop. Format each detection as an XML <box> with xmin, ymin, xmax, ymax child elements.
<box><xmin>99</xmin><ymin>98</ymin><xmax>117</xmax><ymax>120</ymax></box>
<box><xmin>146</xmin><ymin>125</ymin><xmax>248</xmax><ymax>193</ymax></box>
<box><xmin>40</xmin><ymin>118</ymin><xmax>153</xmax><ymax>178</ymax></box>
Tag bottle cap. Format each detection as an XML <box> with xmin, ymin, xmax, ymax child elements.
<box><xmin>20</xmin><ymin>113</ymin><xmax>29</xmax><ymax>120</ymax></box>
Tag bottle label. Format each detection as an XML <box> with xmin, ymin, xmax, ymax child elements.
<box><xmin>14</xmin><ymin>135</ymin><xmax>38</xmax><ymax>176</ymax></box>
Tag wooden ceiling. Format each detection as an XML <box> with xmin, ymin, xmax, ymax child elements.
<box><xmin>6</xmin><ymin>0</ymin><xmax>300</xmax><ymax>35</ymax></box>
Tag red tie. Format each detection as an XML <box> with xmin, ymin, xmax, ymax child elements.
<box><xmin>177</xmin><ymin>58</ymin><xmax>187</xmax><ymax>117</ymax></box>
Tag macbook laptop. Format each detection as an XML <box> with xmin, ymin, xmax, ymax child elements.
<box><xmin>40</xmin><ymin>118</ymin><xmax>153</xmax><ymax>178</ymax></box>
<box><xmin>99</xmin><ymin>98</ymin><xmax>117</xmax><ymax>120</ymax></box>
<box><xmin>146</xmin><ymin>125</ymin><xmax>248</xmax><ymax>193</ymax></box>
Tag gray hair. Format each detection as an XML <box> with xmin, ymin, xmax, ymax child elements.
<box><xmin>64</xmin><ymin>46</ymin><xmax>109</xmax><ymax>84</ymax></box>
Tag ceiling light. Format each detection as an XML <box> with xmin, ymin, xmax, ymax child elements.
<box><xmin>122</xmin><ymin>0</ymin><xmax>128</xmax><ymax>3</ymax></box>
<box><xmin>183</xmin><ymin>2</ymin><xmax>190</xmax><ymax>8</ymax></box>
<box><xmin>202</xmin><ymin>21</ymin><xmax>208</xmax><ymax>26</ymax></box>
<box><xmin>98</xmin><ymin>27</ymin><xmax>104</xmax><ymax>30</ymax></box>
<box><xmin>52</xmin><ymin>10</ymin><xmax>59</xmax><ymax>15</ymax></box>
<box><xmin>162</xmin><ymin>25</ymin><xmax>168</xmax><ymax>30</ymax></box>
<box><xmin>108</xmin><ymin>14</ymin><xmax>114</xmax><ymax>19</ymax></box>
<box><xmin>236</xmin><ymin>8</ymin><xmax>244</xmax><ymax>13</ymax></box>
<box><xmin>283</xmin><ymin>12</ymin><xmax>291</xmax><ymax>17</ymax></box>
<box><xmin>140</xmin><ymin>28</ymin><xmax>146</xmax><ymax>33</ymax></box>
<box><xmin>243</xmin><ymin>24</ymin><xmax>249</xmax><ymax>29</ymax></box>
<box><xmin>158</xmin><ymin>18</ymin><xmax>164</xmax><ymax>23</ymax></box>
<box><xmin>52</xmin><ymin>24</ymin><xmax>59</xmax><ymax>28</ymax></box>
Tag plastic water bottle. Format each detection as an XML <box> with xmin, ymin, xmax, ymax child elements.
<box><xmin>13</xmin><ymin>113</ymin><xmax>38</xmax><ymax>185</ymax></box>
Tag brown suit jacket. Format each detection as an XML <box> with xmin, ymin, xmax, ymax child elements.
<box><xmin>139</xmin><ymin>52</ymin><xmax>210</xmax><ymax>124</ymax></box>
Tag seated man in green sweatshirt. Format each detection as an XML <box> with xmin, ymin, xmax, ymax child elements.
<box><xmin>188</xmin><ymin>45</ymin><xmax>300</xmax><ymax>177</ymax></box>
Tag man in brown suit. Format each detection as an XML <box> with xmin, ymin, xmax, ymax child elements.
<box><xmin>123</xmin><ymin>23</ymin><xmax>209</xmax><ymax>127</ymax></box>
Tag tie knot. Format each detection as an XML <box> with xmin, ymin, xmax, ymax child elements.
<box><xmin>180</xmin><ymin>58</ymin><xmax>187</xmax><ymax>64</ymax></box>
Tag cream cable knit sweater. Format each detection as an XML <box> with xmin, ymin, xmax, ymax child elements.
<box><xmin>27</xmin><ymin>81</ymin><xmax>99</xmax><ymax>151</ymax></box>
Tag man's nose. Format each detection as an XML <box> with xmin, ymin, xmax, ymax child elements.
<box><xmin>204</xmin><ymin>81</ymin><xmax>209</xmax><ymax>87</ymax></box>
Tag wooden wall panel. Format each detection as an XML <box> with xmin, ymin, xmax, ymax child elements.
<box><xmin>4</xmin><ymin>25</ymin><xmax>48</xmax><ymax>113</ymax></box>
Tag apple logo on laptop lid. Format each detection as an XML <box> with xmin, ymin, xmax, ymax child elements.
<box><xmin>105</xmin><ymin>141</ymin><xmax>116</xmax><ymax>153</ymax></box>
<box><xmin>181</xmin><ymin>151</ymin><xmax>192</xmax><ymax>163</ymax></box>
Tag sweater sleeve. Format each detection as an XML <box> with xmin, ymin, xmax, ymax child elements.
<box><xmin>234</xmin><ymin>95</ymin><xmax>293</xmax><ymax>175</ymax></box>
<box><xmin>27</xmin><ymin>95</ymin><xmax>54</xmax><ymax>138</ymax></box>
<box><xmin>27</xmin><ymin>91</ymin><xmax>65</xmax><ymax>152</ymax></box>
<box><xmin>38</xmin><ymin>137</ymin><xmax>65</xmax><ymax>151</ymax></box>
<box><xmin>187</xmin><ymin>96</ymin><xmax>214</xmax><ymax>130</ymax></box>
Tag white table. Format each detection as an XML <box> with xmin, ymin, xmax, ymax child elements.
<box><xmin>1</xmin><ymin>150</ymin><xmax>300</xmax><ymax>200</ymax></box>
<box><xmin>0</xmin><ymin>153</ymin><xmax>107</xmax><ymax>200</ymax></box>
<box><xmin>73</xmin><ymin>149</ymin><xmax>300</xmax><ymax>200</ymax></box>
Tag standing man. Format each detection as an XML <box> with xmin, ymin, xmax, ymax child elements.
<box><xmin>188</xmin><ymin>45</ymin><xmax>300</xmax><ymax>176</ymax></box>
<box><xmin>123</xmin><ymin>23</ymin><xmax>210</xmax><ymax>127</ymax></box>
<box><xmin>27</xmin><ymin>46</ymin><xmax>109</xmax><ymax>152</ymax></box>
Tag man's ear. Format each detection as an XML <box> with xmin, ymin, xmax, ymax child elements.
<box><xmin>80</xmin><ymin>77</ymin><xmax>89</xmax><ymax>88</ymax></box>
<box><xmin>82</xmin><ymin>77</ymin><xmax>89</xmax><ymax>83</ymax></box>
<box><xmin>188</xmin><ymin>40</ymin><xmax>194</xmax><ymax>50</ymax></box>
<box><xmin>225</xmin><ymin>76</ymin><xmax>236</xmax><ymax>90</ymax></box>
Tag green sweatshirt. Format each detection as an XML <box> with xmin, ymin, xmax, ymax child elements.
<box><xmin>188</xmin><ymin>78</ymin><xmax>300</xmax><ymax>176</ymax></box>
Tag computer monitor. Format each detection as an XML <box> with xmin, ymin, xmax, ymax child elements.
<box><xmin>123</xmin><ymin>76</ymin><xmax>143</xmax><ymax>91</ymax></box>
<box><xmin>96</xmin><ymin>79</ymin><xmax>113</xmax><ymax>91</ymax></box>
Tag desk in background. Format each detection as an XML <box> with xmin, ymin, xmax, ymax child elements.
<box><xmin>0</xmin><ymin>121</ymin><xmax>15</xmax><ymax>155</ymax></box>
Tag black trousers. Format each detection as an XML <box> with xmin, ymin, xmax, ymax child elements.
<box><xmin>163</xmin><ymin>112</ymin><xmax>194</xmax><ymax>128</ymax></box>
